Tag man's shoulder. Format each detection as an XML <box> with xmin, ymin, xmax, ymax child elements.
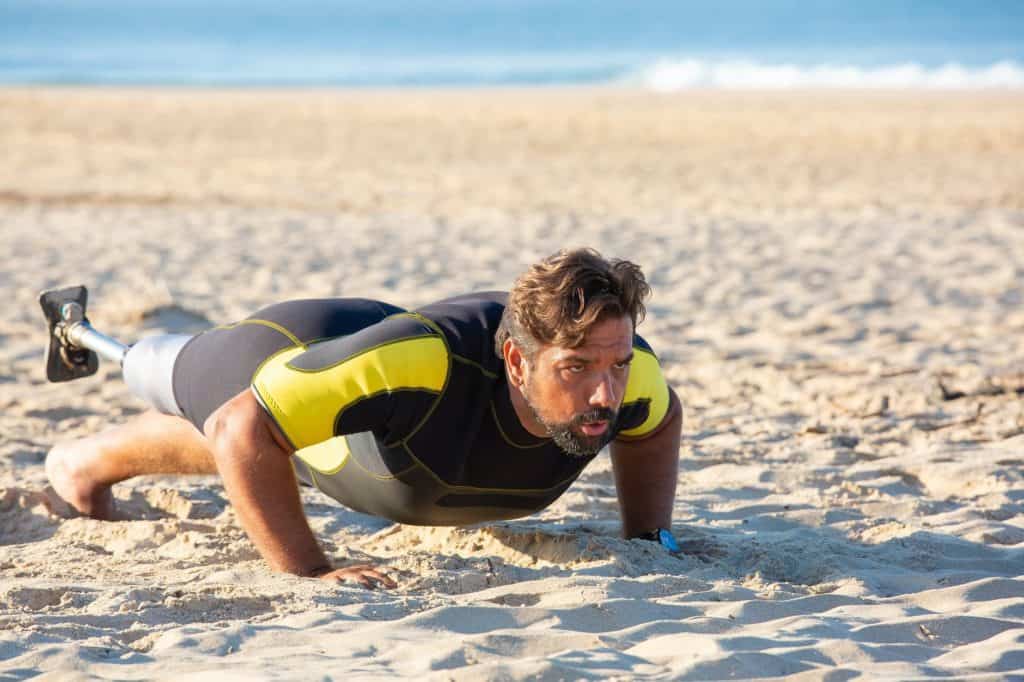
<box><xmin>413</xmin><ymin>291</ymin><xmax>508</xmax><ymax>370</ymax></box>
<box><xmin>632</xmin><ymin>332</ymin><xmax>657</xmax><ymax>356</ymax></box>
<box><xmin>417</xmin><ymin>291</ymin><xmax>508</xmax><ymax>320</ymax></box>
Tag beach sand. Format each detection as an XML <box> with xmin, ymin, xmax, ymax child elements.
<box><xmin>1</xmin><ymin>88</ymin><xmax>1023</xmax><ymax>680</ymax></box>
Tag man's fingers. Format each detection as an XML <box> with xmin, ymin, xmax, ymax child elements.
<box><xmin>364</xmin><ymin>570</ymin><xmax>398</xmax><ymax>589</ymax></box>
<box><xmin>315</xmin><ymin>564</ymin><xmax>397</xmax><ymax>589</ymax></box>
<box><xmin>346</xmin><ymin>564</ymin><xmax>397</xmax><ymax>588</ymax></box>
<box><xmin>357</xmin><ymin>569</ymin><xmax>397</xmax><ymax>589</ymax></box>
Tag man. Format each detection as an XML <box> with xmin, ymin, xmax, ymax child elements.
<box><xmin>45</xmin><ymin>248</ymin><xmax>683</xmax><ymax>588</ymax></box>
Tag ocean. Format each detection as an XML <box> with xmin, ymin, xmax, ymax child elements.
<box><xmin>1</xmin><ymin>0</ymin><xmax>1022</xmax><ymax>89</ymax></box>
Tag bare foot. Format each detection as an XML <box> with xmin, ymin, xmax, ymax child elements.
<box><xmin>45</xmin><ymin>441</ymin><xmax>116</xmax><ymax>520</ymax></box>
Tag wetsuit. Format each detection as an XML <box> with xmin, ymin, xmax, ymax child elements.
<box><xmin>171</xmin><ymin>292</ymin><xmax>670</xmax><ymax>526</ymax></box>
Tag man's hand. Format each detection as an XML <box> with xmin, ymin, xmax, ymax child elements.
<box><xmin>610</xmin><ymin>388</ymin><xmax>682</xmax><ymax>539</ymax></box>
<box><xmin>313</xmin><ymin>564</ymin><xmax>398</xmax><ymax>589</ymax></box>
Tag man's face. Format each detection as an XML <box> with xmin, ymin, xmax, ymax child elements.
<box><xmin>520</xmin><ymin>315</ymin><xmax>634</xmax><ymax>457</ymax></box>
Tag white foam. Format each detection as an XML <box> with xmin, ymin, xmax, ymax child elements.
<box><xmin>634</xmin><ymin>59</ymin><xmax>1024</xmax><ymax>91</ymax></box>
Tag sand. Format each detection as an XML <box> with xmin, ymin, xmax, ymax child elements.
<box><xmin>1</xmin><ymin>88</ymin><xmax>1023</xmax><ymax>680</ymax></box>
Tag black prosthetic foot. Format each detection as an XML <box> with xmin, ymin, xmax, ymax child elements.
<box><xmin>39</xmin><ymin>285</ymin><xmax>99</xmax><ymax>382</ymax></box>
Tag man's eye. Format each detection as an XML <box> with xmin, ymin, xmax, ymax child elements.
<box><xmin>614</xmin><ymin>361</ymin><xmax>631</xmax><ymax>370</ymax></box>
<box><xmin>566</xmin><ymin>365</ymin><xmax>585</xmax><ymax>373</ymax></box>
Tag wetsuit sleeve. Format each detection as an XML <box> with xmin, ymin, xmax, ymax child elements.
<box><xmin>250</xmin><ymin>317</ymin><xmax>449</xmax><ymax>450</ymax></box>
<box><xmin>616</xmin><ymin>338</ymin><xmax>671</xmax><ymax>439</ymax></box>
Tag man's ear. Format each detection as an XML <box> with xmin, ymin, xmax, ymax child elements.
<box><xmin>503</xmin><ymin>338</ymin><xmax>527</xmax><ymax>387</ymax></box>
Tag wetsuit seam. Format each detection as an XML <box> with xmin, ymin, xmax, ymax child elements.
<box><xmin>302</xmin><ymin>336</ymin><xmax>334</xmax><ymax>347</ymax></box>
<box><xmin>308</xmin><ymin>467</ymin><xmax>324</xmax><ymax>493</ymax></box>
<box><xmin>397</xmin><ymin>313</ymin><xmax>452</xmax><ymax>445</ymax></box>
<box><xmin>341</xmin><ymin>447</ymin><xmax>418</xmax><ymax>481</ymax></box>
<box><xmin>249</xmin><ymin>344</ymin><xmax>307</xmax><ymax>450</ymax></box>
<box><xmin>171</xmin><ymin>332</ymin><xmax>204</xmax><ymax>418</ymax></box>
<box><xmin>620</xmin><ymin>397</ymin><xmax>652</xmax><ymax>411</ymax></box>
<box><xmin>450</xmin><ymin>353</ymin><xmax>499</xmax><ymax>379</ymax></box>
<box><xmin>332</xmin><ymin>387</ymin><xmax>442</xmax><ymax>438</ymax></box>
<box><xmin>309</xmin><ymin>452</ymin><xmax>348</xmax><ymax>476</ymax></box>
<box><xmin>213</xmin><ymin>318</ymin><xmax>304</xmax><ymax>347</ymax></box>
<box><xmin>286</xmin><ymin>333</ymin><xmax>438</xmax><ymax>373</ymax></box>
<box><xmin>633</xmin><ymin>346</ymin><xmax>657</xmax><ymax>360</ymax></box>
<box><xmin>490</xmin><ymin>401</ymin><xmax>550</xmax><ymax>450</ymax></box>
<box><xmin>251</xmin><ymin>344</ymin><xmax>303</xmax><ymax>381</ymax></box>
<box><xmin>401</xmin><ymin>441</ymin><xmax>579</xmax><ymax>495</ymax></box>
<box><xmin>250</xmin><ymin>384</ymin><xmax>301</xmax><ymax>451</ymax></box>
<box><xmin>614</xmin><ymin>397</ymin><xmax>652</xmax><ymax>437</ymax></box>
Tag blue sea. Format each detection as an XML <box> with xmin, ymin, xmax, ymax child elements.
<box><xmin>1</xmin><ymin>0</ymin><xmax>1022</xmax><ymax>89</ymax></box>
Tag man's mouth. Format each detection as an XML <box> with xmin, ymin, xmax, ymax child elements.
<box><xmin>578</xmin><ymin>421</ymin><xmax>608</xmax><ymax>437</ymax></box>
<box><xmin>536</xmin><ymin>405</ymin><xmax>618</xmax><ymax>457</ymax></box>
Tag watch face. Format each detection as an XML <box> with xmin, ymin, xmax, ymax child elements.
<box><xmin>658</xmin><ymin>529</ymin><xmax>681</xmax><ymax>552</ymax></box>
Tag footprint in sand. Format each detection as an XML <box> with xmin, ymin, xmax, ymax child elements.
<box><xmin>0</xmin><ymin>486</ymin><xmax>73</xmax><ymax>544</ymax></box>
<box><xmin>137</xmin><ymin>304</ymin><xmax>211</xmax><ymax>335</ymax></box>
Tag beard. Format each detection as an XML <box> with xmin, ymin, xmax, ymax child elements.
<box><xmin>524</xmin><ymin>394</ymin><xmax>618</xmax><ymax>458</ymax></box>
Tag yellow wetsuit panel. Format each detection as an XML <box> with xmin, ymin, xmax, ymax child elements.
<box><xmin>294</xmin><ymin>435</ymin><xmax>352</xmax><ymax>475</ymax></box>
<box><xmin>252</xmin><ymin>336</ymin><xmax>449</xmax><ymax>450</ymax></box>
<box><xmin>618</xmin><ymin>348</ymin><xmax>670</xmax><ymax>438</ymax></box>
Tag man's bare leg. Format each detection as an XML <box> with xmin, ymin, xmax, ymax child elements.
<box><xmin>46</xmin><ymin>410</ymin><xmax>216</xmax><ymax>520</ymax></box>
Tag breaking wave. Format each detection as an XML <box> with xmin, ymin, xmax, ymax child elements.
<box><xmin>632</xmin><ymin>59</ymin><xmax>1024</xmax><ymax>91</ymax></box>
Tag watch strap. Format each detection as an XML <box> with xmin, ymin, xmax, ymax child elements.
<box><xmin>637</xmin><ymin>528</ymin><xmax>680</xmax><ymax>552</ymax></box>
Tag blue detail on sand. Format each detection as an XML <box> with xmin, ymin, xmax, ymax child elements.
<box><xmin>658</xmin><ymin>529</ymin><xmax>681</xmax><ymax>553</ymax></box>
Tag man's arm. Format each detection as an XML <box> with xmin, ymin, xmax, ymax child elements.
<box><xmin>609</xmin><ymin>387</ymin><xmax>682</xmax><ymax>538</ymax></box>
<box><xmin>204</xmin><ymin>388</ymin><xmax>395</xmax><ymax>587</ymax></box>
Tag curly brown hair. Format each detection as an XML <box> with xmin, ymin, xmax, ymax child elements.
<box><xmin>495</xmin><ymin>248</ymin><xmax>650</xmax><ymax>359</ymax></box>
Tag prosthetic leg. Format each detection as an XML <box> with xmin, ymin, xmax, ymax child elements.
<box><xmin>39</xmin><ymin>285</ymin><xmax>190</xmax><ymax>416</ymax></box>
<box><xmin>40</xmin><ymin>285</ymin><xmax>124</xmax><ymax>381</ymax></box>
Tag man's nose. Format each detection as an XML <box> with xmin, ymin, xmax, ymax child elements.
<box><xmin>589</xmin><ymin>373</ymin><xmax>617</xmax><ymax>408</ymax></box>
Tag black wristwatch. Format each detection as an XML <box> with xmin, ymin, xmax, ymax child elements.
<box><xmin>637</xmin><ymin>528</ymin><xmax>680</xmax><ymax>552</ymax></box>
